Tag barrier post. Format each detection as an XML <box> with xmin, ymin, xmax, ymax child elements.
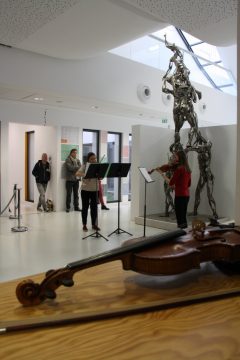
<box><xmin>11</xmin><ymin>188</ymin><xmax>28</xmax><ymax>232</ymax></box>
<box><xmin>9</xmin><ymin>184</ymin><xmax>18</xmax><ymax>219</ymax></box>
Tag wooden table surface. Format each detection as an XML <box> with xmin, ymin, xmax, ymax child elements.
<box><xmin>1</xmin><ymin>260</ymin><xmax>240</xmax><ymax>360</ymax></box>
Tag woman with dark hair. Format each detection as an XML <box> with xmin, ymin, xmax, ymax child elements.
<box><xmin>157</xmin><ymin>151</ymin><xmax>191</xmax><ymax>229</ymax></box>
<box><xmin>76</xmin><ymin>152</ymin><xmax>100</xmax><ymax>232</ymax></box>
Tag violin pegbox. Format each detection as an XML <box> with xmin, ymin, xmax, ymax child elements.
<box><xmin>192</xmin><ymin>219</ymin><xmax>206</xmax><ymax>239</ymax></box>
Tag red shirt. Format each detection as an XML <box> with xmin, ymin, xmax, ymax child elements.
<box><xmin>169</xmin><ymin>166</ymin><xmax>191</xmax><ymax>197</ymax></box>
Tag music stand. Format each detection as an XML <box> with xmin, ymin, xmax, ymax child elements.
<box><xmin>107</xmin><ymin>163</ymin><xmax>132</xmax><ymax>237</ymax></box>
<box><xmin>138</xmin><ymin>167</ymin><xmax>155</xmax><ymax>237</ymax></box>
<box><xmin>82</xmin><ymin>163</ymin><xmax>109</xmax><ymax>241</ymax></box>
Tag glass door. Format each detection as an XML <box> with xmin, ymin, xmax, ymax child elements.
<box><xmin>82</xmin><ymin>130</ymin><xmax>99</xmax><ymax>163</ymax></box>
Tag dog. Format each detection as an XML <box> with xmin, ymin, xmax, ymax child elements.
<box><xmin>46</xmin><ymin>199</ymin><xmax>54</xmax><ymax>211</ymax></box>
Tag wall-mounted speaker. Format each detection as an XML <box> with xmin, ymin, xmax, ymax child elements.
<box><xmin>199</xmin><ymin>102</ymin><xmax>207</xmax><ymax>112</ymax></box>
<box><xmin>137</xmin><ymin>84</ymin><xmax>151</xmax><ymax>103</ymax></box>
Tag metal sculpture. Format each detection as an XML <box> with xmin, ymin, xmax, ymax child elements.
<box><xmin>162</xmin><ymin>35</ymin><xmax>203</xmax><ymax>148</ymax></box>
<box><xmin>162</xmin><ymin>36</ymin><xmax>218</xmax><ymax>219</ymax></box>
<box><xmin>190</xmin><ymin>139</ymin><xmax>218</xmax><ymax>218</ymax></box>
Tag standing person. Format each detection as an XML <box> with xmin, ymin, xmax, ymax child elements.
<box><xmin>98</xmin><ymin>180</ymin><xmax>109</xmax><ymax>210</ymax></box>
<box><xmin>157</xmin><ymin>151</ymin><xmax>191</xmax><ymax>229</ymax></box>
<box><xmin>32</xmin><ymin>153</ymin><xmax>51</xmax><ymax>212</ymax></box>
<box><xmin>76</xmin><ymin>152</ymin><xmax>100</xmax><ymax>232</ymax></box>
<box><xmin>65</xmin><ymin>148</ymin><xmax>81</xmax><ymax>213</ymax></box>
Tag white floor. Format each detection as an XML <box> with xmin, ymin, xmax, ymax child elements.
<box><xmin>0</xmin><ymin>202</ymin><xmax>165</xmax><ymax>283</ymax></box>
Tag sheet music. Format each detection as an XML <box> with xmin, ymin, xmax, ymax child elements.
<box><xmin>84</xmin><ymin>162</ymin><xmax>90</xmax><ymax>177</ymax></box>
<box><xmin>138</xmin><ymin>167</ymin><xmax>154</xmax><ymax>183</ymax></box>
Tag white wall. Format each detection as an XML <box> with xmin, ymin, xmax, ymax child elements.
<box><xmin>131</xmin><ymin>125</ymin><xmax>174</xmax><ymax>218</ymax></box>
<box><xmin>8</xmin><ymin>123</ymin><xmax>57</xmax><ymax>208</ymax></box>
<box><xmin>1</xmin><ymin>95</ymin><xmax>237</xmax><ymax>215</ymax></box>
<box><xmin>0</xmin><ymin>44</ymin><xmax>237</xmax><ymax>214</ymax></box>
<box><xmin>0</xmin><ymin>46</ymin><xmax>236</xmax><ymax>128</ymax></box>
<box><xmin>131</xmin><ymin>124</ymin><xmax>236</xmax><ymax>221</ymax></box>
<box><xmin>1</xmin><ymin>100</ymin><xmax>146</xmax><ymax>211</ymax></box>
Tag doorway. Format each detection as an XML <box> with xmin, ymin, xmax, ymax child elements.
<box><xmin>25</xmin><ymin>131</ymin><xmax>35</xmax><ymax>202</ymax></box>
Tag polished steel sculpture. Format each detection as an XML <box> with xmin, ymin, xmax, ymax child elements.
<box><xmin>162</xmin><ymin>36</ymin><xmax>218</xmax><ymax>219</ymax></box>
<box><xmin>162</xmin><ymin>36</ymin><xmax>204</xmax><ymax>148</ymax></box>
<box><xmin>191</xmin><ymin>139</ymin><xmax>218</xmax><ymax>218</ymax></box>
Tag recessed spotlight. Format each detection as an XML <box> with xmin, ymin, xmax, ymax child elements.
<box><xmin>91</xmin><ymin>105</ymin><xmax>99</xmax><ymax>110</ymax></box>
<box><xmin>34</xmin><ymin>97</ymin><xmax>43</xmax><ymax>101</ymax></box>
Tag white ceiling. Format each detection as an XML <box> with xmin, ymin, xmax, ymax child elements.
<box><xmin>121</xmin><ymin>0</ymin><xmax>237</xmax><ymax>47</ymax></box>
<box><xmin>0</xmin><ymin>0</ymin><xmax>237</xmax><ymax>119</ymax></box>
<box><xmin>0</xmin><ymin>0</ymin><xmax>164</xmax><ymax>59</ymax></box>
<box><xmin>0</xmin><ymin>0</ymin><xmax>237</xmax><ymax>59</ymax></box>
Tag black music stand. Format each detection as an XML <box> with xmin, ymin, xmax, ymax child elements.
<box><xmin>82</xmin><ymin>163</ymin><xmax>109</xmax><ymax>241</ymax></box>
<box><xmin>138</xmin><ymin>167</ymin><xmax>155</xmax><ymax>237</ymax></box>
<box><xmin>107</xmin><ymin>163</ymin><xmax>132</xmax><ymax>237</ymax></box>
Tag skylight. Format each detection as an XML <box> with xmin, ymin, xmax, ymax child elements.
<box><xmin>110</xmin><ymin>26</ymin><xmax>236</xmax><ymax>96</ymax></box>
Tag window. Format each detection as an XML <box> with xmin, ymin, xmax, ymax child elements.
<box><xmin>110</xmin><ymin>25</ymin><xmax>236</xmax><ymax>96</ymax></box>
<box><xmin>82</xmin><ymin>130</ymin><xmax>99</xmax><ymax>164</ymax></box>
<box><xmin>128</xmin><ymin>134</ymin><xmax>132</xmax><ymax>201</ymax></box>
<box><xmin>107</xmin><ymin>132</ymin><xmax>121</xmax><ymax>202</ymax></box>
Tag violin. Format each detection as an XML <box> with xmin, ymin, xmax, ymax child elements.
<box><xmin>16</xmin><ymin>225</ymin><xmax>240</xmax><ymax>306</ymax></box>
<box><xmin>148</xmin><ymin>163</ymin><xmax>178</xmax><ymax>174</ymax></box>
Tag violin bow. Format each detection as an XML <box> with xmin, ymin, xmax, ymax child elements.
<box><xmin>1</xmin><ymin>287</ymin><xmax>240</xmax><ymax>334</ymax></box>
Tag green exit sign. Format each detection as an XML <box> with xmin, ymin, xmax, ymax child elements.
<box><xmin>162</xmin><ymin>119</ymin><xmax>168</xmax><ymax>123</ymax></box>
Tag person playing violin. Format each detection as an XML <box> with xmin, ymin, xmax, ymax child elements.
<box><xmin>157</xmin><ymin>151</ymin><xmax>191</xmax><ymax>229</ymax></box>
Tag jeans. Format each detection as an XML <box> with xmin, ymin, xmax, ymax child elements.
<box><xmin>66</xmin><ymin>181</ymin><xmax>79</xmax><ymax>210</ymax></box>
<box><xmin>81</xmin><ymin>190</ymin><xmax>98</xmax><ymax>226</ymax></box>
<box><xmin>36</xmin><ymin>183</ymin><xmax>48</xmax><ymax>210</ymax></box>
<box><xmin>174</xmin><ymin>196</ymin><xmax>189</xmax><ymax>228</ymax></box>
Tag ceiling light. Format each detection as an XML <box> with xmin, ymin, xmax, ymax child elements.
<box><xmin>34</xmin><ymin>97</ymin><xmax>43</xmax><ymax>101</ymax></box>
<box><xmin>91</xmin><ymin>105</ymin><xmax>99</xmax><ymax>110</ymax></box>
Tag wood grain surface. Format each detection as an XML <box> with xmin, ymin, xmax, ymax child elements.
<box><xmin>1</xmin><ymin>260</ymin><xmax>240</xmax><ymax>359</ymax></box>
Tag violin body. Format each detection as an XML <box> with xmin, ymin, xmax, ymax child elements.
<box><xmin>122</xmin><ymin>227</ymin><xmax>240</xmax><ymax>275</ymax></box>
<box><xmin>16</xmin><ymin>226</ymin><xmax>240</xmax><ymax>306</ymax></box>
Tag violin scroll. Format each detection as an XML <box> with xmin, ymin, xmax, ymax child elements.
<box><xmin>192</xmin><ymin>219</ymin><xmax>206</xmax><ymax>239</ymax></box>
<box><xmin>16</xmin><ymin>279</ymin><xmax>43</xmax><ymax>306</ymax></box>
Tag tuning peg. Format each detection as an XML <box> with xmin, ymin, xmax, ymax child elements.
<box><xmin>61</xmin><ymin>278</ymin><xmax>74</xmax><ymax>287</ymax></box>
<box><xmin>45</xmin><ymin>289</ymin><xmax>56</xmax><ymax>299</ymax></box>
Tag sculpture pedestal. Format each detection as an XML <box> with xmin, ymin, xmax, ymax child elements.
<box><xmin>135</xmin><ymin>213</ymin><xmax>231</xmax><ymax>231</ymax></box>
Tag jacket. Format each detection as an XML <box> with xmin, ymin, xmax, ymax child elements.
<box><xmin>65</xmin><ymin>156</ymin><xmax>81</xmax><ymax>181</ymax></box>
<box><xmin>169</xmin><ymin>165</ymin><xmax>191</xmax><ymax>197</ymax></box>
<box><xmin>32</xmin><ymin>160</ymin><xmax>51</xmax><ymax>184</ymax></box>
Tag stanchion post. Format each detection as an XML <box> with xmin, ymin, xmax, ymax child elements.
<box><xmin>9</xmin><ymin>184</ymin><xmax>18</xmax><ymax>219</ymax></box>
<box><xmin>11</xmin><ymin>188</ymin><xmax>28</xmax><ymax>232</ymax></box>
